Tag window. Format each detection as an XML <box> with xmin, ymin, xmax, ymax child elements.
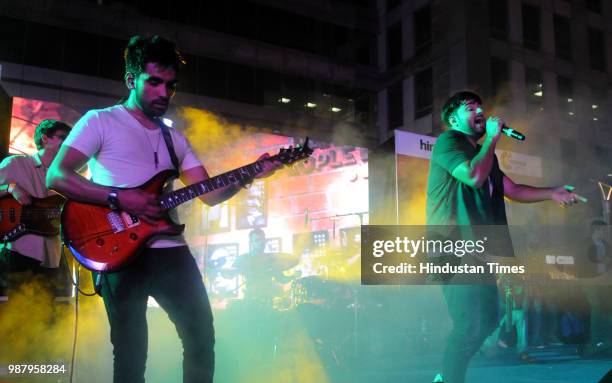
<box><xmin>354</xmin><ymin>93</ymin><xmax>372</xmax><ymax>125</ymax></box>
<box><xmin>489</xmin><ymin>0</ymin><xmax>508</xmax><ymax>40</ymax></box>
<box><xmin>414</xmin><ymin>5</ymin><xmax>432</xmax><ymax>55</ymax></box>
<box><xmin>586</xmin><ymin>0</ymin><xmax>602</xmax><ymax>13</ymax></box>
<box><xmin>0</xmin><ymin>16</ymin><xmax>26</xmax><ymax>63</ymax></box>
<box><xmin>198</xmin><ymin>57</ymin><xmax>227</xmax><ymax>99</ymax></box>
<box><xmin>227</xmin><ymin>63</ymin><xmax>255</xmax><ymax>104</ymax></box>
<box><xmin>63</xmin><ymin>31</ymin><xmax>100</xmax><ymax>76</ymax></box>
<box><xmin>553</xmin><ymin>15</ymin><xmax>572</xmax><ymax>60</ymax></box>
<box><xmin>414</xmin><ymin>68</ymin><xmax>433</xmax><ymax>118</ymax></box>
<box><xmin>591</xmin><ymin>87</ymin><xmax>607</xmax><ymax>124</ymax></box>
<box><xmin>386</xmin><ymin>23</ymin><xmax>402</xmax><ymax>68</ymax></box>
<box><xmin>588</xmin><ymin>27</ymin><xmax>606</xmax><ymax>71</ymax></box>
<box><xmin>522</xmin><ymin>3</ymin><xmax>540</xmax><ymax>50</ymax></box>
<box><xmin>386</xmin><ymin>0</ymin><xmax>401</xmax><ymax>12</ymax></box>
<box><xmin>98</xmin><ymin>37</ymin><xmax>125</xmax><ymax>81</ymax></box>
<box><xmin>490</xmin><ymin>57</ymin><xmax>510</xmax><ymax>99</ymax></box>
<box><xmin>525</xmin><ymin>67</ymin><xmax>543</xmax><ymax>113</ymax></box>
<box><xmin>177</xmin><ymin>53</ymin><xmax>198</xmax><ymax>94</ymax></box>
<box><xmin>387</xmin><ymin>81</ymin><xmax>403</xmax><ymax>129</ymax></box>
<box><xmin>255</xmin><ymin>68</ymin><xmax>281</xmax><ymax>105</ymax></box>
<box><xmin>557</xmin><ymin>75</ymin><xmax>574</xmax><ymax>117</ymax></box>
<box><xmin>24</xmin><ymin>22</ymin><xmax>65</xmax><ymax>70</ymax></box>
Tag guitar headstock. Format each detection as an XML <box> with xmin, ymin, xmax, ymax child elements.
<box><xmin>275</xmin><ymin>137</ymin><xmax>314</xmax><ymax>165</ymax></box>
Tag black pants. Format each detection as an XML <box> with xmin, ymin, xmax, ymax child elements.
<box><xmin>441</xmin><ymin>284</ymin><xmax>499</xmax><ymax>383</ymax></box>
<box><xmin>100</xmin><ymin>246</ymin><xmax>215</xmax><ymax>383</ymax></box>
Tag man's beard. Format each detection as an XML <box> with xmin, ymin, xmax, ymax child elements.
<box><xmin>144</xmin><ymin>102</ymin><xmax>169</xmax><ymax>118</ymax></box>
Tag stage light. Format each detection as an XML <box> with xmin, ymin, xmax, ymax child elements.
<box><xmin>330</xmin><ymin>107</ymin><xmax>342</xmax><ymax>112</ymax></box>
<box><xmin>533</xmin><ymin>90</ymin><xmax>543</xmax><ymax>97</ymax></box>
<box><xmin>593</xmin><ymin>117</ymin><xmax>598</xmax><ymax>121</ymax></box>
<box><xmin>567</xmin><ymin>98</ymin><xmax>573</xmax><ymax>103</ymax></box>
<box><xmin>568</xmin><ymin>111</ymin><xmax>574</xmax><ymax>115</ymax></box>
<box><xmin>305</xmin><ymin>102</ymin><xmax>317</xmax><ymax>108</ymax></box>
<box><xmin>278</xmin><ymin>97</ymin><xmax>291</xmax><ymax>103</ymax></box>
<box><xmin>162</xmin><ymin>118</ymin><xmax>173</xmax><ymax>127</ymax></box>
<box><xmin>592</xmin><ymin>104</ymin><xmax>599</xmax><ymax>109</ymax></box>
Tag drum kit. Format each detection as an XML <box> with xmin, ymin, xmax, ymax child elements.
<box><xmin>209</xmin><ymin>249</ymin><xmax>362</xmax><ymax>367</ymax></box>
<box><xmin>215</xmin><ymin>250</ymin><xmax>357</xmax><ymax>311</ymax></box>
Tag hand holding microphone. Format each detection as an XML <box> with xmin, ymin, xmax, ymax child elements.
<box><xmin>484</xmin><ymin>116</ymin><xmax>526</xmax><ymax>141</ymax></box>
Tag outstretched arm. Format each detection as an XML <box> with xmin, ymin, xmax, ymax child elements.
<box><xmin>503</xmin><ymin>175</ymin><xmax>580</xmax><ymax>206</ymax></box>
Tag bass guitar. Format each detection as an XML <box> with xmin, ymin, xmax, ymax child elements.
<box><xmin>61</xmin><ymin>138</ymin><xmax>313</xmax><ymax>272</ymax></box>
<box><xmin>0</xmin><ymin>194</ymin><xmax>64</xmax><ymax>242</ymax></box>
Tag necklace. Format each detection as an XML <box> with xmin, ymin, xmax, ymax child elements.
<box><xmin>142</xmin><ymin>127</ymin><xmax>162</xmax><ymax>168</ymax></box>
<box><xmin>124</xmin><ymin>105</ymin><xmax>163</xmax><ymax>168</ymax></box>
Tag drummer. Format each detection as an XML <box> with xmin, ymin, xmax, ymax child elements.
<box><xmin>234</xmin><ymin>228</ymin><xmax>299</xmax><ymax>305</ymax></box>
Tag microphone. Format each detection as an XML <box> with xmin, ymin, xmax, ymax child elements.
<box><xmin>502</xmin><ymin>125</ymin><xmax>525</xmax><ymax>141</ymax></box>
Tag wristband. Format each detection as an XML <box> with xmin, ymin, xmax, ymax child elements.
<box><xmin>107</xmin><ymin>188</ymin><xmax>120</xmax><ymax>210</ymax></box>
<box><xmin>7</xmin><ymin>183</ymin><xmax>16</xmax><ymax>194</ymax></box>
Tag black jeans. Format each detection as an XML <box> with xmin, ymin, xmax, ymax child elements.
<box><xmin>100</xmin><ymin>246</ymin><xmax>215</xmax><ymax>383</ymax></box>
<box><xmin>441</xmin><ymin>284</ymin><xmax>499</xmax><ymax>383</ymax></box>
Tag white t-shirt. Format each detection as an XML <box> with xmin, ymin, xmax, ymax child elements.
<box><xmin>64</xmin><ymin>104</ymin><xmax>202</xmax><ymax>248</ymax></box>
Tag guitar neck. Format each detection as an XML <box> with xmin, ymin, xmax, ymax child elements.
<box><xmin>158</xmin><ymin>157</ymin><xmax>273</xmax><ymax>211</ymax></box>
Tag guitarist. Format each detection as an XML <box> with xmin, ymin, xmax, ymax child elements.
<box><xmin>0</xmin><ymin>119</ymin><xmax>71</xmax><ymax>292</ymax></box>
<box><xmin>47</xmin><ymin>35</ymin><xmax>280</xmax><ymax>383</ymax></box>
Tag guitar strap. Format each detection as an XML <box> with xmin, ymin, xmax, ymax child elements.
<box><xmin>158</xmin><ymin>120</ymin><xmax>180</xmax><ymax>173</ymax></box>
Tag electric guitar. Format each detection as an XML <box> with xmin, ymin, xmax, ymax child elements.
<box><xmin>61</xmin><ymin>138</ymin><xmax>313</xmax><ymax>272</ymax></box>
<box><xmin>0</xmin><ymin>194</ymin><xmax>65</xmax><ymax>242</ymax></box>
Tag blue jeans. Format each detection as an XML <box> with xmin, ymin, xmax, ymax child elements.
<box><xmin>442</xmin><ymin>284</ymin><xmax>499</xmax><ymax>383</ymax></box>
<box><xmin>100</xmin><ymin>246</ymin><xmax>214</xmax><ymax>383</ymax></box>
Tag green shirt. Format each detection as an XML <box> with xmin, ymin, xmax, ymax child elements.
<box><xmin>426</xmin><ymin>130</ymin><xmax>507</xmax><ymax>226</ymax></box>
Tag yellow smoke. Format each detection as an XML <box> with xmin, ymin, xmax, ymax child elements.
<box><xmin>0</xmin><ymin>262</ymin><xmax>110</xmax><ymax>382</ymax></box>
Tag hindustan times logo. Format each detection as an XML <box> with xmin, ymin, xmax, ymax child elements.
<box><xmin>372</xmin><ymin>236</ymin><xmax>487</xmax><ymax>258</ymax></box>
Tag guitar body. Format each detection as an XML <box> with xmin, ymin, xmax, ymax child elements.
<box><xmin>61</xmin><ymin>170</ymin><xmax>184</xmax><ymax>272</ymax></box>
<box><xmin>0</xmin><ymin>194</ymin><xmax>65</xmax><ymax>241</ymax></box>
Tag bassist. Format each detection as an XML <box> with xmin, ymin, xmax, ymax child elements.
<box><xmin>0</xmin><ymin>119</ymin><xmax>71</xmax><ymax>291</ymax></box>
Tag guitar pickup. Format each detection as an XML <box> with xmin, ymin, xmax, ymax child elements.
<box><xmin>107</xmin><ymin>211</ymin><xmax>140</xmax><ymax>233</ymax></box>
<box><xmin>122</xmin><ymin>212</ymin><xmax>140</xmax><ymax>227</ymax></box>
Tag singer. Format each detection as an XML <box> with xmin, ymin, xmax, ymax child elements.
<box><xmin>425</xmin><ymin>91</ymin><xmax>580</xmax><ymax>383</ymax></box>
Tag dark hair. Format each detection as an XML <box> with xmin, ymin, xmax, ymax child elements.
<box><xmin>249</xmin><ymin>228</ymin><xmax>265</xmax><ymax>240</ymax></box>
<box><xmin>124</xmin><ymin>35</ymin><xmax>184</xmax><ymax>77</ymax></box>
<box><xmin>34</xmin><ymin>119</ymin><xmax>72</xmax><ymax>150</ymax></box>
<box><xmin>441</xmin><ymin>91</ymin><xmax>482</xmax><ymax>128</ymax></box>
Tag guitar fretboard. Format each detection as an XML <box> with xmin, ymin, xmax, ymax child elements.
<box><xmin>158</xmin><ymin>160</ymin><xmax>265</xmax><ymax>210</ymax></box>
